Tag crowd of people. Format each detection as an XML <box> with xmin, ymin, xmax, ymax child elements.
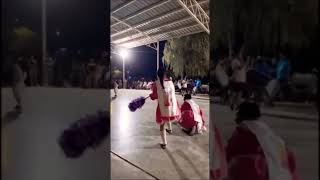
<box><xmin>175</xmin><ymin>78</ymin><xmax>204</xmax><ymax>95</ymax></box>
<box><xmin>9</xmin><ymin>52</ymin><xmax>110</xmax><ymax>89</ymax></box>
<box><xmin>9</xmin><ymin>51</ymin><xmax>110</xmax><ymax>113</ymax></box>
<box><xmin>214</xmin><ymin>48</ymin><xmax>317</xmax><ymax>109</ymax></box>
<box><xmin>127</xmin><ymin>80</ymin><xmax>153</xmax><ymax>90</ymax></box>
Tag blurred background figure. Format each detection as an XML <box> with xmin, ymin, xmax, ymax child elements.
<box><xmin>86</xmin><ymin>58</ymin><xmax>97</xmax><ymax>88</ymax></box>
<box><xmin>28</xmin><ymin>56</ymin><xmax>38</xmax><ymax>86</ymax></box>
<box><xmin>12</xmin><ymin>57</ymin><xmax>27</xmax><ymax>112</ymax></box>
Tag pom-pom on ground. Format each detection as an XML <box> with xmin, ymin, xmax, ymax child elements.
<box><xmin>58</xmin><ymin>110</ymin><xmax>110</xmax><ymax>158</ymax></box>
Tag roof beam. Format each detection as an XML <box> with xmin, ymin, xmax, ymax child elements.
<box><xmin>111</xmin><ymin>0</ymin><xmax>172</xmax><ymax>28</ymax></box>
<box><xmin>111</xmin><ymin>0</ymin><xmax>208</xmax><ymax>37</ymax></box>
<box><xmin>177</xmin><ymin>0</ymin><xmax>209</xmax><ymax>34</ymax></box>
<box><xmin>112</xmin><ymin>8</ymin><xmax>208</xmax><ymax>43</ymax></box>
<box><xmin>126</xmin><ymin>28</ymin><xmax>204</xmax><ymax>49</ymax></box>
<box><xmin>118</xmin><ymin>23</ymin><xmax>200</xmax><ymax>47</ymax></box>
<box><xmin>146</xmin><ymin>43</ymin><xmax>157</xmax><ymax>51</ymax></box>
<box><xmin>111</xmin><ymin>15</ymin><xmax>156</xmax><ymax>46</ymax></box>
<box><xmin>111</xmin><ymin>0</ymin><xmax>136</xmax><ymax>14</ymax></box>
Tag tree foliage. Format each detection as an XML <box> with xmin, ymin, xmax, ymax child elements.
<box><xmin>163</xmin><ymin>32</ymin><xmax>209</xmax><ymax>78</ymax></box>
<box><xmin>8</xmin><ymin>26</ymin><xmax>41</xmax><ymax>56</ymax></box>
<box><xmin>211</xmin><ymin>0</ymin><xmax>319</xmax><ymax>61</ymax></box>
<box><xmin>112</xmin><ymin>69</ymin><xmax>122</xmax><ymax>79</ymax></box>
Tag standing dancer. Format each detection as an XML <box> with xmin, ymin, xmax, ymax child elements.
<box><xmin>149</xmin><ymin>68</ymin><xmax>181</xmax><ymax>149</ymax></box>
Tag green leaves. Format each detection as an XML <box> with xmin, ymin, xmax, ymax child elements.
<box><xmin>163</xmin><ymin>33</ymin><xmax>209</xmax><ymax>78</ymax></box>
<box><xmin>8</xmin><ymin>26</ymin><xmax>41</xmax><ymax>56</ymax></box>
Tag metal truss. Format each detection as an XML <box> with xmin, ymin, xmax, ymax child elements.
<box><xmin>177</xmin><ymin>0</ymin><xmax>209</xmax><ymax>34</ymax></box>
<box><xmin>111</xmin><ymin>0</ymin><xmax>207</xmax><ymax>38</ymax></box>
<box><xmin>112</xmin><ymin>15</ymin><xmax>195</xmax><ymax>43</ymax></box>
<box><xmin>111</xmin><ymin>16</ymin><xmax>152</xmax><ymax>41</ymax></box>
<box><xmin>111</xmin><ymin>0</ymin><xmax>136</xmax><ymax>14</ymax></box>
<box><xmin>112</xmin><ymin>16</ymin><xmax>159</xmax><ymax>51</ymax></box>
<box><xmin>118</xmin><ymin>23</ymin><xmax>200</xmax><ymax>47</ymax></box>
<box><xmin>111</xmin><ymin>0</ymin><xmax>171</xmax><ymax>28</ymax></box>
<box><xmin>146</xmin><ymin>42</ymin><xmax>158</xmax><ymax>51</ymax></box>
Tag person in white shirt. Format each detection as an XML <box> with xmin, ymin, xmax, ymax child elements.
<box><xmin>229</xmin><ymin>54</ymin><xmax>250</xmax><ymax>110</ymax></box>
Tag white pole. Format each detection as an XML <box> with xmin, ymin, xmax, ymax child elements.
<box><xmin>157</xmin><ymin>41</ymin><xmax>159</xmax><ymax>70</ymax></box>
<box><xmin>122</xmin><ymin>57</ymin><xmax>125</xmax><ymax>89</ymax></box>
<box><xmin>42</xmin><ymin>0</ymin><xmax>47</xmax><ymax>86</ymax></box>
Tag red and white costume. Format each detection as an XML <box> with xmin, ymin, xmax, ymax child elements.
<box><xmin>150</xmin><ymin>78</ymin><xmax>181</xmax><ymax>124</ymax></box>
<box><xmin>179</xmin><ymin>99</ymin><xmax>206</xmax><ymax>133</ymax></box>
<box><xmin>210</xmin><ymin>125</ymin><xmax>228</xmax><ymax>180</ymax></box>
<box><xmin>226</xmin><ymin>121</ymin><xmax>299</xmax><ymax>180</ymax></box>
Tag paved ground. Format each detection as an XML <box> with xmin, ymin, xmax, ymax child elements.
<box><xmin>111</xmin><ymin>90</ymin><xmax>209</xmax><ymax>180</ymax></box>
<box><xmin>2</xmin><ymin>88</ymin><xmax>318</xmax><ymax>180</ymax></box>
<box><xmin>1</xmin><ymin>87</ymin><xmax>110</xmax><ymax>180</ymax></box>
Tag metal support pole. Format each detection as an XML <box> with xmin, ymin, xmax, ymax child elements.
<box><xmin>42</xmin><ymin>0</ymin><xmax>47</xmax><ymax>86</ymax></box>
<box><xmin>157</xmin><ymin>41</ymin><xmax>159</xmax><ymax>70</ymax></box>
<box><xmin>122</xmin><ymin>57</ymin><xmax>125</xmax><ymax>89</ymax></box>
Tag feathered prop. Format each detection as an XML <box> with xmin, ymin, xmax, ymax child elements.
<box><xmin>128</xmin><ymin>96</ymin><xmax>149</xmax><ymax>112</ymax></box>
<box><xmin>58</xmin><ymin>110</ymin><xmax>109</xmax><ymax>158</ymax></box>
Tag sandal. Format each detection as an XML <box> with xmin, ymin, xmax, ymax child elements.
<box><xmin>166</xmin><ymin>129</ymin><xmax>172</xmax><ymax>134</ymax></box>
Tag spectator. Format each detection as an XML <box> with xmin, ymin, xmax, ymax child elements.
<box><xmin>28</xmin><ymin>56</ymin><xmax>38</xmax><ymax>86</ymax></box>
<box><xmin>86</xmin><ymin>58</ymin><xmax>97</xmax><ymax>88</ymax></box>
<box><xmin>229</xmin><ymin>52</ymin><xmax>250</xmax><ymax>110</ymax></box>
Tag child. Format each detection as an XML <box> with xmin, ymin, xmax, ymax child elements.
<box><xmin>149</xmin><ymin>68</ymin><xmax>181</xmax><ymax>149</ymax></box>
<box><xmin>179</xmin><ymin>94</ymin><xmax>206</xmax><ymax>135</ymax></box>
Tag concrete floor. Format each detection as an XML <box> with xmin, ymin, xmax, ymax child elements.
<box><xmin>111</xmin><ymin>90</ymin><xmax>210</xmax><ymax>180</ymax></box>
<box><xmin>3</xmin><ymin>88</ymin><xmax>315</xmax><ymax>179</ymax></box>
<box><xmin>1</xmin><ymin>87</ymin><xmax>110</xmax><ymax>180</ymax></box>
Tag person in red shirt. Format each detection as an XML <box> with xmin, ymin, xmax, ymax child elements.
<box><xmin>178</xmin><ymin>94</ymin><xmax>206</xmax><ymax>135</ymax></box>
<box><xmin>226</xmin><ymin>102</ymin><xmax>299</xmax><ymax>180</ymax></box>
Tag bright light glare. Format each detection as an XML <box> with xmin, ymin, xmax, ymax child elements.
<box><xmin>119</xmin><ymin>49</ymin><xmax>129</xmax><ymax>59</ymax></box>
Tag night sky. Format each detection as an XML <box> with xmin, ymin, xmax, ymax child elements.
<box><xmin>6</xmin><ymin>0</ymin><xmax>164</xmax><ymax>79</ymax></box>
<box><xmin>112</xmin><ymin>41</ymin><xmax>166</xmax><ymax>80</ymax></box>
<box><xmin>6</xmin><ymin>0</ymin><xmax>109</xmax><ymax>52</ymax></box>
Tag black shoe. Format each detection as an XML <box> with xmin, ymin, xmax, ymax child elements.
<box><xmin>230</xmin><ymin>104</ymin><xmax>234</xmax><ymax>111</ymax></box>
<box><xmin>182</xmin><ymin>128</ymin><xmax>192</xmax><ymax>135</ymax></box>
<box><xmin>160</xmin><ymin>143</ymin><xmax>167</xmax><ymax>149</ymax></box>
<box><xmin>15</xmin><ymin>105</ymin><xmax>22</xmax><ymax>112</ymax></box>
<box><xmin>15</xmin><ymin>105</ymin><xmax>20</xmax><ymax>109</ymax></box>
<box><xmin>166</xmin><ymin>129</ymin><xmax>172</xmax><ymax>134</ymax></box>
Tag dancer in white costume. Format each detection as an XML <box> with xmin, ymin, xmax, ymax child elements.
<box><xmin>149</xmin><ymin>68</ymin><xmax>181</xmax><ymax>149</ymax></box>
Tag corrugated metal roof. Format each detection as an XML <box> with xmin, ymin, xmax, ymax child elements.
<box><xmin>111</xmin><ymin>0</ymin><xmax>210</xmax><ymax>49</ymax></box>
